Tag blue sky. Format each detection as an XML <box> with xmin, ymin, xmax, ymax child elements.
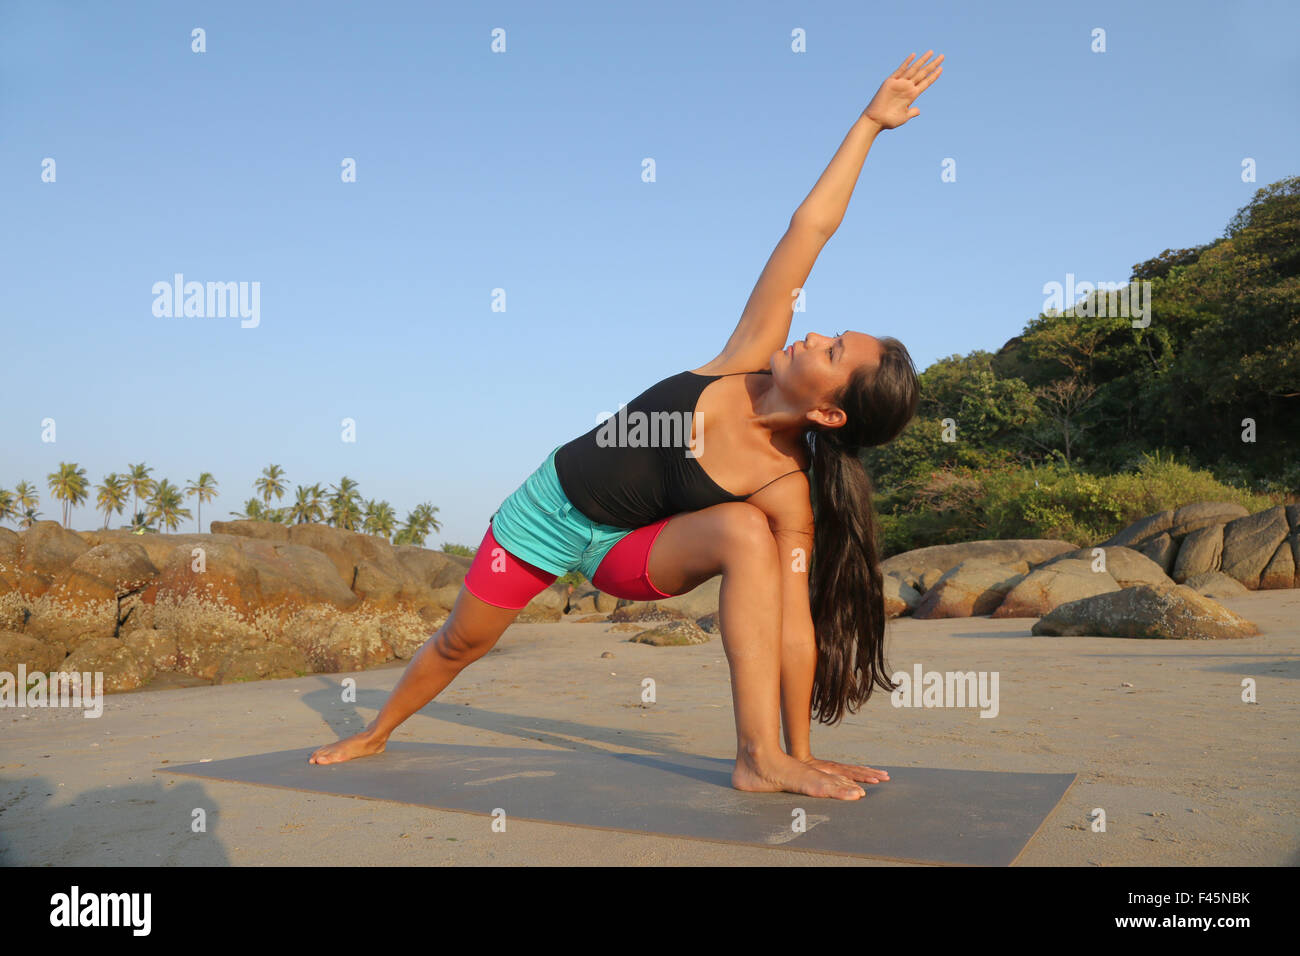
<box><xmin>3</xmin><ymin>0</ymin><xmax>1297</xmax><ymax>545</ymax></box>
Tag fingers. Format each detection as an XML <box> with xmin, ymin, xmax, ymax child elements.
<box><xmin>904</xmin><ymin>50</ymin><xmax>943</xmax><ymax>83</ymax></box>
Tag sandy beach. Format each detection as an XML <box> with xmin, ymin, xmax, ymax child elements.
<box><xmin>2</xmin><ymin>589</ymin><xmax>1296</xmax><ymax>866</ymax></box>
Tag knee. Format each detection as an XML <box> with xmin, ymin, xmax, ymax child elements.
<box><xmin>434</xmin><ymin>617</ymin><xmax>490</xmax><ymax>665</ymax></box>
<box><xmin>716</xmin><ymin>502</ymin><xmax>777</xmax><ymax>561</ymax></box>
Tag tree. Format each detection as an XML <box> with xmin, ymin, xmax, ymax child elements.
<box><xmin>95</xmin><ymin>473</ymin><xmax>130</xmax><ymax>529</ymax></box>
<box><xmin>47</xmin><ymin>462</ymin><xmax>89</xmax><ymax>529</ymax></box>
<box><xmin>125</xmin><ymin>463</ymin><xmax>155</xmax><ymax>530</ymax></box>
<box><xmin>328</xmin><ymin>477</ymin><xmax>362</xmax><ymax>530</ymax></box>
<box><xmin>185</xmin><ymin>472</ymin><xmax>219</xmax><ymax>532</ymax></box>
<box><xmin>145</xmin><ymin>479</ymin><xmax>192</xmax><ymax>533</ymax></box>
<box><xmin>255</xmin><ymin>465</ymin><xmax>288</xmax><ymax>508</ymax></box>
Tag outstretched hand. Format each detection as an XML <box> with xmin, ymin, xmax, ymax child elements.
<box><xmin>800</xmin><ymin>754</ymin><xmax>890</xmax><ymax>785</ymax></box>
<box><xmin>864</xmin><ymin>50</ymin><xmax>944</xmax><ymax>130</ymax></box>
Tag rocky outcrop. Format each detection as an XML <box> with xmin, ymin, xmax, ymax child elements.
<box><xmin>883</xmin><ymin>574</ymin><xmax>922</xmax><ymax>618</ymax></box>
<box><xmin>1031</xmin><ymin>585</ymin><xmax>1258</xmax><ymax>640</ymax></box>
<box><xmin>912</xmin><ymin>560</ymin><xmax>1025</xmax><ymax>619</ymax></box>
<box><xmin>1037</xmin><ymin>546</ymin><xmax>1172</xmax><ymax>590</ymax></box>
<box><xmin>1101</xmin><ymin>501</ymin><xmax>1297</xmax><ymax>589</ymax></box>
<box><xmin>1183</xmin><ymin>571</ymin><xmax>1249</xmax><ymax>600</ymax></box>
<box><xmin>992</xmin><ymin>559</ymin><xmax>1119</xmax><ymax>618</ymax></box>
<box><xmin>629</xmin><ymin>620</ymin><xmax>710</xmax><ymax>646</ymax></box>
<box><xmin>881</xmin><ymin>539</ymin><xmax>1076</xmax><ymax>579</ymax></box>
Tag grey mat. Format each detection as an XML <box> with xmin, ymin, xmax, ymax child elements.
<box><xmin>161</xmin><ymin>743</ymin><xmax>1076</xmax><ymax>865</ymax></box>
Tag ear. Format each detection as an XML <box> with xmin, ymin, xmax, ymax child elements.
<box><xmin>807</xmin><ymin>405</ymin><xmax>846</xmax><ymax>430</ymax></box>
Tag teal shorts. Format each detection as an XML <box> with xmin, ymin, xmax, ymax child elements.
<box><xmin>489</xmin><ymin>445</ymin><xmax>637</xmax><ymax>582</ymax></box>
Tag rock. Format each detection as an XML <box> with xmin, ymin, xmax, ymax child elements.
<box><xmin>0</xmin><ymin>592</ymin><xmax>29</xmax><ymax>631</ymax></box>
<box><xmin>881</xmin><ymin>539</ymin><xmax>1077</xmax><ymax>578</ymax></box>
<box><xmin>695</xmin><ymin>611</ymin><xmax>720</xmax><ymax>633</ymax></box>
<box><xmin>629</xmin><ymin>620</ymin><xmax>710</xmax><ymax>646</ymax></box>
<box><xmin>276</xmin><ymin>605</ymin><xmax>428</xmax><ymax>672</ymax></box>
<box><xmin>658</xmin><ymin>577</ymin><xmax>720</xmax><ymax>618</ymax></box>
<box><xmin>1168</xmin><ymin>501</ymin><xmax>1250</xmax><ymax>539</ymax></box>
<box><xmin>1101</xmin><ymin>511</ymin><xmax>1172</xmax><ymax>549</ymax></box>
<box><xmin>566</xmin><ymin>588</ymin><xmax>598</xmax><ymax>614</ymax></box>
<box><xmin>431</xmin><ymin>584</ymin><xmax>462</xmax><ymax>611</ymax></box>
<box><xmin>593</xmin><ymin>591</ymin><xmax>619</xmax><ymax>613</ymax></box>
<box><xmin>1173</xmin><ymin>525</ymin><xmax>1224</xmax><ymax>582</ymax></box>
<box><xmin>1138</xmin><ymin>533</ymin><xmax>1176</xmax><ymax>574</ymax></box>
<box><xmin>913</xmin><ymin>560</ymin><xmax>1025</xmax><ymax>619</ymax></box>
<box><xmin>1259</xmin><ymin>539</ymin><xmax>1295</xmax><ymax>590</ymax></box>
<box><xmin>918</xmin><ymin>567</ymin><xmax>945</xmax><ymax>592</ymax></box>
<box><xmin>609</xmin><ymin>603</ymin><xmax>688</xmax><ymax>623</ymax></box>
<box><xmin>15</xmin><ymin>521</ymin><xmax>91</xmax><ymax>596</ymax></box>
<box><xmin>1291</xmin><ymin>531</ymin><xmax>1300</xmax><ymax>589</ymax></box>
<box><xmin>516</xmin><ymin>603</ymin><xmax>562</xmax><ymax>623</ymax></box>
<box><xmin>1220</xmin><ymin>506</ymin><xmax>1290</xmax><ymax>588</ymax></box>
<box><xmin>607</xmin><ymin>622</ymin><xmax>644</xmax><ymax>633</ymax></box>
<box><xmin>1183</xmin><ymin>571</ymin><xmax>1249</xmax><ymax>600</ymax></box>
<box><xmin>1031</xmin><ymin>585</ymin><xmax>1258</xmax><ymax>640</ymax></box>
<box><xmin>992</xmin><ymin>559</ymin><xmax>1119</xmax><ymax>618</ymax></box>
<box><xmin>58</xmin><ymin>637</ymin><xmax>154</xmax><ymax>691</ymax></box>
<box><xmin>883</xmin><ymin>574</ymin><xmax>922</xmax><ymax>618</ymax></box>
<box><xmin>1040</xmin><ymin>546</ymin><xmax>1172</xmax><ymax>590</ymax></box>
<box><xmin>122</xmin><ymin>627</ymin><xmax>181</xmax><ymax>672</ymax></box>
<box><xmin>216</xmin><ymin>644</ymin><xmax>311</xmax><ymax>683</ymax></box>
<box><xmin>208</xmin><ymin>519</ymin><xmax>290</xmax><ymax>543</ymax></box>
<box><xmin>0</xmin><ymin>630</ymin><xmax>65</xmax><ymax>673</ymax></box>
<box><xmin>578</xmin><ymin>614</ymin><xmax>609</xmax><ymax>623</ymax></box>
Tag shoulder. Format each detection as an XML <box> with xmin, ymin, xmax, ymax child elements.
<box><xmin>747</xmin><ymin>467</ymin><xmax>814</xmax><ymax>534</ymax></box>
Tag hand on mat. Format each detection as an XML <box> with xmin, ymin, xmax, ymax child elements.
<box><xmin>863</xmin><ymin>50</ymin><xmax>943</xmax><ymax>130</ymax></box>
<box><xmin>801</xmin><ymin>755</ymin><xmax>890</xmax><ymax>785</ymax></box>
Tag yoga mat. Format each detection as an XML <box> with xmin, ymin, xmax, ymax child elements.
<box><xmin>161</xmin><ymin>743</ymin><xmax>1076</xmax><ymax>865</ymax></box>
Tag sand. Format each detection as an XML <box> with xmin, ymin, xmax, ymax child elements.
<box><xmin>1</xmin><ymin>590</ymin><xmax>1296</xmax><ymax>866</ymax></box>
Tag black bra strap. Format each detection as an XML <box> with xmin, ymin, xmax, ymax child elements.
<box><xmin>745</xmin><ymin>468</ymin><xmax>806</xmax><ymax>497</ymax></box>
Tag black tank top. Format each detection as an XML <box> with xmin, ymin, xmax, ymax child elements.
<box><xmin>553</xmin><ymin>369</ymin><xmax>807</xmax><ymax>529</ymax></box>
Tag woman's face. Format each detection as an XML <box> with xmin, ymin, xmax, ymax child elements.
<box><xmin>771</xmin><ymin>330</ymin><xmax>883</xmax><ymax>419</ymax></box>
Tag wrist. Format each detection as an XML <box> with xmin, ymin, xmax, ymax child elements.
<box><xmin>858</xmin><ymin>112</ymin><xmax>885</xmax><ymax>135</ymax></box>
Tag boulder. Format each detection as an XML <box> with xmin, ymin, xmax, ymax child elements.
<box><xmin>1167</xmin><ymin>501</ymin><xmax>1250</xmax><ymax>539</ymax></box>
<box><xmin>1139</xmin><ymin>533</ymin><xmax>1176</xmax><ymax>574</ymax></box>
<box><xmin>1102</xmin><ymin>510</ymin><xmax>1172</xmax><ymax>549</ymax></box>
<box><xmin>912</xmin><ymin>560</ymin><xmax>1025</xmax><ymax>619</ymax></box>
<box><xmin>992</xmin><ymin>559</ymin><xmax>1119</xmax><ymax>618</ymax></box>
<box><xmin>207</xmin><ymin>519</ymin><xmax>290</xmax><ymax>543</ymax></box>
<box><xmin>881</xmin><ymin>539</ymin><xmax>1077</xmax><ymax>579</ymax></box>
<box><xmin>629</xmin><ymin>620</ymin><xmax>710</xmax><ymax>646</ymax></box>
<box><xmin>594</xmin><ymin>591</ymin><xmax>619</xmax><ymax>613</ymax></box>
<box><xmin>1031</xmin><ymin>585</ymin><xmax>1258</xmax><ymax>640</ymax></box>
<box><xmin>58</xmin><ymin>637</ymin><xmax>154</xmax><ymax>691</ymax></box>
<box><xmin>0</xmin><ymin>630</ymin><xmax>65</xmax><ymax>673</ymax></box>
<box><xmin>1258</xmin><ymin>539</ymin><xmax>1295</xmax><ymax>590</ymax></box>
<box><xmin>919</xmin><ymin>567</ymin><xmax>945</xmax><ymax>592</ymax></box>
<box><xmin>1040</xmin><ymin>546</ymin><xmax>1172</xmax><ymax>590</ymax></box>
<box><xmin>215</xmin><ymin>644</ymin><xmax>311</xmax><ymax>684</ymax></box>
<box><xmin>883</xmin><ymin>574</ymin><xmax>922</xmax><ymax>618</ymax></box>
<box><xmin>0</xmin><ymin>592</ymin><xmax>29</xmax><ymax>631</ymax></box>
<box><xmin>609</xmin><ymin>602</ymin><xmax>688</xmax><ymax>623</ymax></box>
<box><xmin>15</xmin><ymin>521</ymin><xmax>91</xmax><ymax>596</ymax></box>
<box><xmin>658</xmin><ymin>577</ymin><xmax>720</xmax><ymax>618</ymax></box>
<box><xmin>122</xmin><ymin>627</ymin><xmax>181</xmax><ymax>672</ymax></box>
<box><xmin>1220</xmin><ymin>506</ymin><xmax>1290</xmax><ymax>588</ymax></box>
<box><xmin>1183</xmin><ymin>571</ymin><xmax>1249</xmax><ymax>600</ymax></box>
<box><xmin>695</xmin><ymin>611</ymin><xmax>719</xmax><ymax>633</ymax></box>
<box><xmin>1172</xmin><ymin>524</ymin><xmax>1224</xmax><ymax>582</ymax></box>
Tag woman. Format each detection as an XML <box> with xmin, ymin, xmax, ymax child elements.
<box><xmin>311</xmin><ymin>51</ymin><xmax>941</xmax><ymax>801</ymax></box>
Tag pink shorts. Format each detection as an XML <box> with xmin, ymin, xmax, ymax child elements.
<box><xmin>462</xmin><ymin>517</ymin><xmax>674</xmax><ymax>610</ymax></box>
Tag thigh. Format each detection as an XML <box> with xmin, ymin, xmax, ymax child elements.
<box><xmin>463</xmin><ymin>522</ymin><xmax>558</xmax><ymax>610</ymax></box>
<box><xmin>642</xmin><ymin>502</ymin><xmax>775</xmax><ymax>597</ymax></box>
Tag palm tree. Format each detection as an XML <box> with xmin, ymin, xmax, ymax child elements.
<box><xmin>0</xmin><ymin>488</ymin><xmax>15</xmax><ymax>528</ymax></box>
<box><xmin>185</xmin><ymin>472</ymin><xmax>219</xmax><ymax>532</ymax></box>
<box><xmin>255</xmin><ymin>465</ymin><xmax>288</xmax><ymax>508</ymax></box>
<box><xmin>362</xmin><ymin>499</ymin><xmax>397</xmax><ymax>540</ymax></box>
<box><xmin>125</xmin><ymin>463</ymin><xmax>155</xmax><ymax>529</ymax></box>
<box><xmin>288</xmin><ymin>484</ymin><xmax>325</xmax><ymax>524</ymax></box>
<box><xmin>327</xmin><ymin>477</ymin><xmax>363</xmax><ymax>530</ymax></box>
<box><xmin>95</xmin><ymin>474</ymin><xmax>130</xmax><ymax>529</ymax></box>
<box><xmin>47</xmin><ymin>462</ymin><xmax>90</xmax><ymax>529</ymax></box>
<box><xmin>145</xmin><ymin>479</ymin><xmax>192</xmax><ymax>533</ymax></box>
<box><xmin>229</xmin><ymin>497</ymin><xmax>270</xmax><ymax>520</ymax></box>
<box><xmin>12</xmin><ymin>481</ymin><xmax>39</xmax><ymax>528</ymax></box>
<box><xmin>393</xmin><ymin>502</ymin><xmax>442</xmax><ymax>547</ymax></box>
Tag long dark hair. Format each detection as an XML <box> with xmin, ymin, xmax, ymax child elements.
<box><xmin>805</xmin><ymin>336</ymin><xmax>920</xmax><ymax>724</ymax></box>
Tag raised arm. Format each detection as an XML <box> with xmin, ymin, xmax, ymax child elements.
<box><xmin>694</xmin><ymin>51</ymin><xmax>943</xmax><ymax>376</ymax></box>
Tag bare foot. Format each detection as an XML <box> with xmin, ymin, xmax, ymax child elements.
<box><xmin>309</xmin><ymin>729</ymin><xmax>387</xmax><ymax>765</ymax></box>
<box><xmin>732</xmin><ymin>749</ymin><xmax>866</xmax><ymax>800</ymax></box>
